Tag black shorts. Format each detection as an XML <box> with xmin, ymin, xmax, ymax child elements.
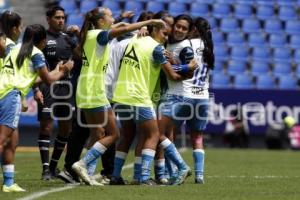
<box><xmin>37</xmin><ymin>81</ymin><xmax>75</xmax><ymax>121</ymax></box>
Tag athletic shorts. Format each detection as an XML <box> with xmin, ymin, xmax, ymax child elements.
<box><xmin>114</xmin><ymin>103</ymin><xmax>156</xmax><ymax>123</ymax></box>
<box><xmin>0</xmin><ymin>90</ymin><xmax>21</xmax><ymax>129</ymax></box>
<box><xmin>37</xmin><ymin>81</ymin><xmax>75</xmax><ymax>121</ymax></box>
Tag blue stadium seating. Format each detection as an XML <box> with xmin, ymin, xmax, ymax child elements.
<box><xmin>273</xmin><ymin>61</ymin><xmax>292</xmax><ymax>77</ymax></box>
<box><xmin>252</xmin><ymin>47</ymin><xmax>270</xmax><ymax>62</ymax></box>
<box><xmin>227</xmin><ymin>32</ymin><xmax>245</xmax><ymax>47</ymax></box>
<box><xmin>146</xmin><ymin>2</ymin><xmax>164</xmax><ymax>13</ymax></box>
<box><xmin>278</xmin><ymin>6</ymin><xmax>297</xmax><ymax>21</ymax></box>
<box><xmin>213</xmin><ymin>3</ymin><xmax>231</xmax><ymax>19</ymax></box>
<box><xmin>220</xmin><ymin>18</ymin><xmax>239</xmax><ymax>33</ymax></box>
<box><xmin>213</xmin><ymin>61</ymin><xmax>225</xmax><ymax>73</ymax></box>
<box><xmin>146</xmin><ymin>1</ymin><xmax>165</xmax><ymax>13</ymax></box>
<box><xmin>214</xmin><ymin>44</ymin><xmax>229</xmax><ymax>61</ymax></box>
<box><xmin>101</xmin><ymin>1</ymin><xmax>121</xmax><ymax>15</ymax></box>
<box><xmin>293</xmin><ymin>49</ymin><xmax>300</xmax><ymax>64</ymax></box>
<box><xmin>234</xmin><ymin>74</ymin><xmax>254</xmax><ymax>89</ymax></box>
<box><xmin>227</xmin><ymin>60</ymin><xmax>247</xmax><ymax>75</ymax></box>
<box><xmin>248</xmin><ymin>33</ymin><xmax>266</xmax><ymax>47</ymax></box>
<box><xmin>231</xmin><ymin>47</ymin><xmax>248</xmax><ymax>61</ymax></box>
<box><xmin>67</xmin><ymin>13</ymin><xmax>84</xmax><ymax>27</ymax></box>
<box><xmin>234</xmin><ymin>4</ymin><xmax>253</xmax><ymax>19</ymax></box>
<box><xmin>277</xmin><ymin>0</ymin><xmax>296</xmax><ymax>6</ymax></box>
<box><xmin>278</xmin><ymin>75</ymin><xmax>298</xmax><ymax>89</ymax></box>
<box><xmin>296</xmin><ymin>65</ymin><xmax>300</xmax><ymax>78</ymax></box>
<box><xmin>273</xmin><ymin>48</ymin><xmax>292</xmax><ymax>63</ymax></box>
<box><xmin>256</xmin><ymin>74</ymin><xmax>276</xmax><ymax>89</ymax></box>
<box><xmin>236</xmin><ymin>0</ymin><xmax>254</xmax><ymax>5</ymax></box>
<box><xmin>242</xmin><ymin>18</ymin><xmax>261</xmax><ymax>33</ymax></box>
<box><xmin>168</xmin><ymin>2</ymin><xmax>186</xmax><ymax>16</ymax></box>
<box><xmin>195</xmin><ymin>0</ymin><xmax>214</xmax><ymax>3</ymax></box>
<box><xmin>212</xmin><ymin>31</ymin><xmax>225</xmax><ymax>45</ymax></box>
<box><xmin>211</xmin><ymin>73</ymin><xmax>231</xmax><ymax>88</ymax></box>
<box><xmin>264</xmin><ymin>19</ymin><xmax>283</xmax><ymax>34</ymax></box>
<box><xmin>285</xmin><ymin>20</ymin><xmax>300</xmax><ymax>35</ymax></box>
<box><xmin>190</xmin><ymin>3</ymin><xmax>210</xmax><ymax>17</ymax></box>
<box><xmin>256</xmin><ymin>5</ymin><xmax>275</xmax><ymax>20</ymax></box>
<box><xmin>255</xmin><ymin>0</ymin><xmax>275</xmax><ymax>6</ymax></box>
<box><xmin>268</xmin><ymin>34</ymin><xmax>286</xmax><ymax>48</ymax></box>
<box><xmin>251</xmin><ymin>61</ymin><xmax>269</xmax><ymax>76</ymax></box>
<box><xmin>124</xmin><ymin>1</ymin><xmax>144</xmax><ymax>13</ymax></box>
<box><xmin>80</xmin><ymin>0</ymin><xmax>98</xmax><ymax>13</ymax></box>
<box><xmin>207</xmin><ymin>17</ymin><xmax>218</xmax><ymax>29</ymax></box>
<box><xmin>289</xmin><ymin>35</ymin><xmax>300</xmax><ymax>50</ymax></box>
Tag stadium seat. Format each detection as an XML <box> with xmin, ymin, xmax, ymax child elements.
<box><xmin>242</xmin><ymin>18</ymin><xmax>261</xmax><ymax>33</ymax></box>
<box><xmin>278</xmin><ymin>6</ymin><xmax>297</xmax><ymax>21</ymax></box>
<box><xmin>211</xmin><ymin>73</ymin><xmax>231</xmax><ymax>88</ymax></box>
<box><xmin>264</xmin><ymin>19</ymin><xmax>283</xmax><ymax>34</ymax></box>
<box><xmin>190</xmin><ymin>3</ymin><xmax>210</xmax><ymax>18</ymax></box>
<box><xmin>277</xmin><ymin>0</ymin><xmax>296</xmax><ymax>6</ymax></box>
<box><xmin>227</xmin><ymin>60</ymin><xmax>247</xmax><ymax>75</ymax></box>
<box><xmin>256</xmin><ymin>5</ymin><xmax>275</xmax><ymax>20</ymax></box>
<box><xmin>255</xmin><ymin>0</ymin><xmax>275</xmax><ymax>5</ymax></box>
<box><xmin>220</xmin><ymin>18</ymin><xmax>239</xmax><ymax>33</ymax></box>
<box><xmin>146</xmin><ymin>2</ymin><xmax>164</xmax><ymax>13</ymax></box>
<box><xmin>289</xmin><ymin>35</ymin><xmax>300</xmax><ymax>50</ymax></box>
<box><xmin>207</xmin><ymin>17</ymin><xmax>217</xmax><ymax>30</ymax></box>
<box><xmin>247</xmin><ymin>33</ymin><xmax>266</xmax><ymax>47</ymax></box>
<box><xmin>235</xmin><ymin>0</ymin><xmax>254</xmax><ymax>5</ymax></box>
<box><xmin>214</xmin><ymin>44</ymin><xmax>229</xmax><ymax>61</ymax></box>
<box><xmin>227</xmin><ymin>32</ymin><xmax>245</xmax><ymax>47</ymax></box>
<box><xmin>234</xmin><ymin>4</ymin><xmax>253</xmax><ymax>19</ymax></box>
<box><xmin>252</xmin><ymin>47</ymin><xmax>270</xmax><ymax>62</ymax></box>
<box><xmin>294</xmin><ymin>50</ymin><xmax>300</xmax><ymax>64</ymax></box>
<box><xmin>80</xmin><ymin>0</ymin><xmax>98</xmax><ymax>13</ymax></box>
<box><xmin>231</xmin><ymin>47</ymin><xmax>248</xmax><ymax>61</ymax></box>
<box><xmin>195</xmin><ymin>0</ymin><xmax>214</xmax><ymax>4</ymax></box>
<box><xmin>273</xmin><ymin>48</ymin><xmax>292</xmax><ymax>63</ymax></box>
<box><xmin>59</xmin><ymin>0</ymin><xmax>77</xmax><ymax>15</ymax></box>
<box><xmin>213</xmin><ymin>61</ymin><xmax>225</xmax><ymax>73</ymax></box>
<box><xmin>278</xmin><ymin>75</ymin><xmax>298</xmax><ymax>89</ymax></box>
<box><xmin>176</xmin><ymin>0</ymin><xmax>193</xmax><ymax>3</ymax></box>
<box><xmin>234</xmin><ymin>74</ymin><xmax>254</xmax><ymax>89</ymax></box>
<box><xmin>212</xmin><ymin>31</ymin><xmax>225</xmax><ymax>45</ymax></box>
<box><xmin>251</xmin><ymin>61</ymin><xmax>269</xmax><ymax>76</ymax></box>
<box><xmin>168</xmin><ymin>2</ymin><xmax>186</xmax><ymax>16</ymax></box>
<box><xmin>296</xmin><ymin>65</ymin><xmax>300</xmax><ymax>78</ymax></box>
<box><xmin>101</xmin><ymin>1</ymin><xmax>121</xmax><ymax>16</ymax></box>
<box><xmin>124</xmin><ymin>1</ymin><xmax>144</xmax><ymax>13</ymax></box>
<box><xmin>285</xmin><ymin>20</ymin><xmax>300</xmax><ymax>35</ymax></box>
<box><xmin>268</xmin><ymin>34</ymin><xmax>287</xmax><ymax>48</ymax></box>
<box><xmin>273</xmin><ymin>61</ymin><xmax>292</xmax><ymax>77</ymax></box>
<box><xmin>255</xmin><ymin>74</ymin><xmax>276</xmax><ymax>89</ymax></box>
<box><xmin>67</xmin><ymin>13</ymin><xmax>84</xmax><ymax>27</ymax></box>
<box><xmin>213</xmin><ymin>4</ymin><xmax>231</xmax><ymax>19</ymax></box>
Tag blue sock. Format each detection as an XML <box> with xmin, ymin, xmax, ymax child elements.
<box><xmin>112</xmin><ymin>151</ymin><xmax>127</xmax><ymax>178</ymax></box>
<box><xmin>193</xmin><ymin>149</ymin><xmax>205</xmax><ymax>179</ymax></box>
<box><xmin>160</xmin><ymin>139</ymin><xmax>187</xmax><ymax>170</ymax></box>
<box><xmin>3</xmin><ymin>165</ymin><xmax>14</xmax><ymax>186</ymax></box>
<box><xmin>140</xmin><ymin>149</ymin><xmax>155</xmax><ymax>182</ymax></box>
<box><xmin>87</xmin><ymin>158</ymin><xmax>98</xmax><ymax>176</ymax></box>
<box><xmin>165</xmin><ymin>155</ymin><xmax>178</xmax><ymax>178</ymax></box>
<box><xmin>83</xmin><ymin>142</ymin><xmax>107</xmax><ymax>165</ymax></box>
<box><xmin>133</xmin><ymin>157</ymin><xmax>142</xmax><ymax>181</ymax></box>
<box><xmin>154</xmin><ymin>159</ymin><xmax>165</xmax><ymax>180</ymax></box>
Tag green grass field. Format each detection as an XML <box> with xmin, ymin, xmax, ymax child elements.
<box><xmin>1</xmin><ymin>148</ymin><xmax>300</xmax><ymax>200</ymax></box>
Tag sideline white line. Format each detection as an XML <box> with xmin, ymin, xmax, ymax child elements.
<box><xmin>17</xmin><ymin>185</ymin><xmax>75</xmax><ymax>200</ymax></box>
<box><xmin>207</xmin><ymin>175</ymin><xmax>300</xmax><ymax>179</ymax></box>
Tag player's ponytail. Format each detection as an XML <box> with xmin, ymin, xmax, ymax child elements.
<box><xmin>77</xmin><ymin>7</ymin><xmax>106</xmax><ymax>57</ymax></box>
<box><xmin>194</xmin><ymin>17</ymin><xmax>215</xmax><ymax>70</ymax></box>
<box><xmin>16</xmin><ymin>24</ymin><xmax>46</xmax><ymax>68</ymax></box>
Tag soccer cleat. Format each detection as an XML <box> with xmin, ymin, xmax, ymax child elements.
<box><xmin>155</xmin><ymin>178</ymin><xmax>169</xmax><ymax>185</ymax></box>
<box><xmin>2</xmin><ymin>183</ymin><xmax>26</xmax><ymax>192</ymax></box>
<box><xmin>72</xmin><ymin>160</ymin><xmax>92</xmax><ymax>185</ymax></box>
<box><xmin>57</xmin><ymin>168</ymin><xmax>80</xmax><ymax>185</ymax></box>
<box><xmin>50</xmin><ymin>168</ymin><xmax>60</xmax><ymax>178</ymax></box>
<box><xmin>41</xmin><ymin>169</ymin><xmax>51</xmax><ymax>181</ymax></box>
<box><xmin>139</xmin><ymin>179</ymin><xmax>157</xmax><ymax>186</ymax></box>
<box><xmin>90</xmin><ymin>178</ymin><xmax>104</xmax><ymax>186</ymax></box>
<box><xmin>109</xmin><ymin>176</ymin><xmax>126</xmax><ymax>185</ymax></box>
<box><xmin>170</xmin><ymin>167</ymin><xmax>191</xmax><ymax>185</ymax></box>
<box><xmin>195</xmin><ymin>177</ymin><xmax>204</xmax><ymax>184</ymax></box>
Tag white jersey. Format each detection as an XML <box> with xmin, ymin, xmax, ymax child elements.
<box><xmin>166</xmin><ymin>39</ymin><xmax>191</xmax><ymax>96</ymax></box>
<box><xmin>182</xmin><ymin>38</ymin><xmax>209</xmax><ymax>99</ymax></box>
<box><xmin>105</xmin><ymin>37</ymin><xmax>131</xmax><ymax>100</ymax></box>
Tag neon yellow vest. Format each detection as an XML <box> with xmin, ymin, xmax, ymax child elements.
<box><xmin>76</xmin><ymin>30</ymin><xmax>110</xmax><ymax>108</ymax></box>
<box><xmin>0</xmin><ymin>45</ymin><xmax>42</xmax><ymax>99</ymax></box>
<box><xmin>113</xmin><ymin>36</ymin><xmax>161</xmax><ymax>107</ymax></box>
<box><xmin>0</xmin><ymin>38</ymin><xmax>15</xmax><ymax>69</ymax></box>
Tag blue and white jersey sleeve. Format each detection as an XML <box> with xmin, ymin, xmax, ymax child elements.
<box><xmin>152</xmin><ymin>45</ymin><xmax>167</xmax><ymax>65</ymax></box>
<box><xmin>31</xmin><ymin>53</ymin><xmax>46</xmax><ymax>70</ymax></box>
<box><xmin>97</xmin><ymin>30</ymin><xmax>112</xmax><ymax>46</ymax></box>
<box><xmin>5</xmin><ymin>44</ymin><xmax>15</xmax><ymax>56</ymax></box>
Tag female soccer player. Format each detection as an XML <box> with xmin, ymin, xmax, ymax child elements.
<box><xmin>0</xmin><ymin>24</ymin><xmax>73</xmax><ymax>192</ymax></box>
<box><xmin>71</xmin><ymin>7</ymin><xmax>165</xmax><ymax>186</ymax></box>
